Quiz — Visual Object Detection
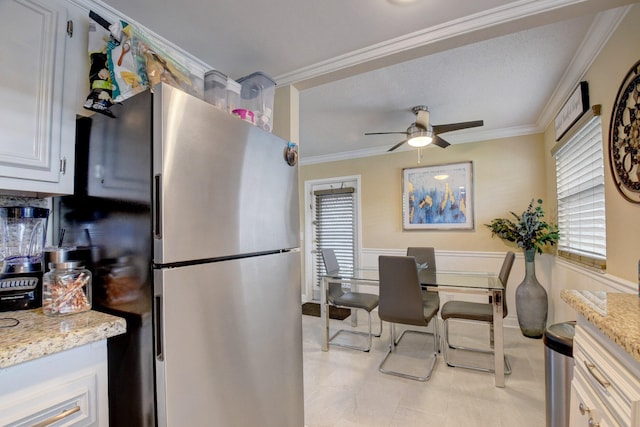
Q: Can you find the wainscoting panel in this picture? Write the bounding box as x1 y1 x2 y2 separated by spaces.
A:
361 248 636 329
363 248 522 328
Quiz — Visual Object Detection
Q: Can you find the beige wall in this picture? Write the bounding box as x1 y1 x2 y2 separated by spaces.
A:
543 5 640 283
301 133 546 251
302 4 640 284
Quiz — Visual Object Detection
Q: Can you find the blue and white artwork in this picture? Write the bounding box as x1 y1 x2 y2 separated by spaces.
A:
402 162 474 230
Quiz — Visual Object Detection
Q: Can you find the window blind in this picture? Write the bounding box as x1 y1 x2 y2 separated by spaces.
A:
314 188 356 287
554 114 606 269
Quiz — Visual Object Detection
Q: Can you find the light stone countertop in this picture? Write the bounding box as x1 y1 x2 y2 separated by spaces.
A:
561 290 640 363
0 308 126 369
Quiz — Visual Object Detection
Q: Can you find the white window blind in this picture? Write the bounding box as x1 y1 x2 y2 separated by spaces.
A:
554 112 606 269
314 188 355 287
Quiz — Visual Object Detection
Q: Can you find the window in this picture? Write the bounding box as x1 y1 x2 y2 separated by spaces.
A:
313 187 356 291
552 106 606 269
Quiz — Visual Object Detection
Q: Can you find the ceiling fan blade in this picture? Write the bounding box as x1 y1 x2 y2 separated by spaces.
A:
388 139 407 152
432 120 484 134
364 131 407 136
432 135 450 148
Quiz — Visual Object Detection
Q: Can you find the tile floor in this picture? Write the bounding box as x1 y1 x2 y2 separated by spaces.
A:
302 311 547 427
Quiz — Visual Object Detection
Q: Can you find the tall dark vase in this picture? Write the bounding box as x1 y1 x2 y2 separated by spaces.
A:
515 249 548 338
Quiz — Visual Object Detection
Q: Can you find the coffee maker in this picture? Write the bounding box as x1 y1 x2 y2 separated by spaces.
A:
0 206 49 311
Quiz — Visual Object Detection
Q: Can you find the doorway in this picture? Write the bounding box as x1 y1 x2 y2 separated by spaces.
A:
304 176 361 301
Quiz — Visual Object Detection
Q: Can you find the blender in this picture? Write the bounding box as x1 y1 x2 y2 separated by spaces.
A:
0 206 49 311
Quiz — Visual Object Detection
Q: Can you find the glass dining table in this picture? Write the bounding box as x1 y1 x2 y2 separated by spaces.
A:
320 267 507 387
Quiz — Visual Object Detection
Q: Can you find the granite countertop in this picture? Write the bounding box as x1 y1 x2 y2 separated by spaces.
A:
0 308 126 369
561 290 640 363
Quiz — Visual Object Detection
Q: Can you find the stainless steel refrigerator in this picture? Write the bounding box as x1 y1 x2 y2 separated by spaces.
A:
54 83 303 426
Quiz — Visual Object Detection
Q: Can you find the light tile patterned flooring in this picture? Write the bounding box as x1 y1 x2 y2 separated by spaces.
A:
302 311 547 427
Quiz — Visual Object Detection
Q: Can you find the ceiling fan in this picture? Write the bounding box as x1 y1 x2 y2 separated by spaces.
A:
364 106 484 152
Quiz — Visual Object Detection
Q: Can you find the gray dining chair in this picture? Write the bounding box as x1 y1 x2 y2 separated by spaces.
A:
406 247 440 298
406 247 436 270
406 247 441 350
440 251 515 374
321 248 382 352
377 255 439 381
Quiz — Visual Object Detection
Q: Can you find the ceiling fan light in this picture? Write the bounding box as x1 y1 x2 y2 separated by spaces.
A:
407 136 432 147
406 123 433 148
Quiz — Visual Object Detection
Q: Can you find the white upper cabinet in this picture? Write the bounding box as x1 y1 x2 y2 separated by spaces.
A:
0 0 87 195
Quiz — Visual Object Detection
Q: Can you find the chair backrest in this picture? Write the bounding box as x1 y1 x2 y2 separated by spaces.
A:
378 255 428 327
321 248 340 274
499 251 516 317
321 248 343 300
406 247 436 271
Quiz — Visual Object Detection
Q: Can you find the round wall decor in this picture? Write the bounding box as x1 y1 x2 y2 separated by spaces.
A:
609 59 640 203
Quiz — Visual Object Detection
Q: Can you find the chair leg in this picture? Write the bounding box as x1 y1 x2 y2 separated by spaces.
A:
442 318 512 375
329 308 380 352
378 321 438 382
374 314 383 338
434 317 441 353
490 323 494 349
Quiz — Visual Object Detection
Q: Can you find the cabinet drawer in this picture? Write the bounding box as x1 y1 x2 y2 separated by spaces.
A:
571 368 620 427
574 325 640 426
0 371 98 426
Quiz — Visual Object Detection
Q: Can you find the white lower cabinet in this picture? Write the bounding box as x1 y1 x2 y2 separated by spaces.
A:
571 369 619 427
569 320 640 427
0 341 109 426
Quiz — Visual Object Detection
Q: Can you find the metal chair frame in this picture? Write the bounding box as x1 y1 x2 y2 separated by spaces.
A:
441 251 515 375
378 319 439 382
322 248 382 352
377 255 439 382
442 317 512 374
327 300 382 352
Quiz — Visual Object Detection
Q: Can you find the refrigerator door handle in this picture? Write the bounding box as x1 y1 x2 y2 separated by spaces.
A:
154 174 162 238
154 294 164 361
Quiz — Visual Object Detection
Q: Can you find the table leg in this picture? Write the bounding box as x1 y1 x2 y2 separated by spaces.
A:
493 289 505 387
321 276 329 351
350 279 358 327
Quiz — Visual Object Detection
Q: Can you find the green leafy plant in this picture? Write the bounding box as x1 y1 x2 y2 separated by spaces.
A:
485 199 559 254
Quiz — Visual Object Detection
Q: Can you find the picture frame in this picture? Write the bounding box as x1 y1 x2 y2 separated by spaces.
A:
402 161 474 230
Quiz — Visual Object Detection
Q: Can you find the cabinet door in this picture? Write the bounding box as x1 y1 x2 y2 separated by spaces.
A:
0 342 109 427
0 0 73 194
573 323 640 426
84 93 152 203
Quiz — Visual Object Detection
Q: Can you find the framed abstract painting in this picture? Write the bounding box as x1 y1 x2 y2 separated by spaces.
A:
402 161 474 230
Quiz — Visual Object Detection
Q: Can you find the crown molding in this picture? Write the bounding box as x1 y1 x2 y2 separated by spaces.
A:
300 146 389 166
299 4 632 165
300 124 543 165
275 0 619 88
536 5 631 130
67 0 212 74
443 124 544 144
